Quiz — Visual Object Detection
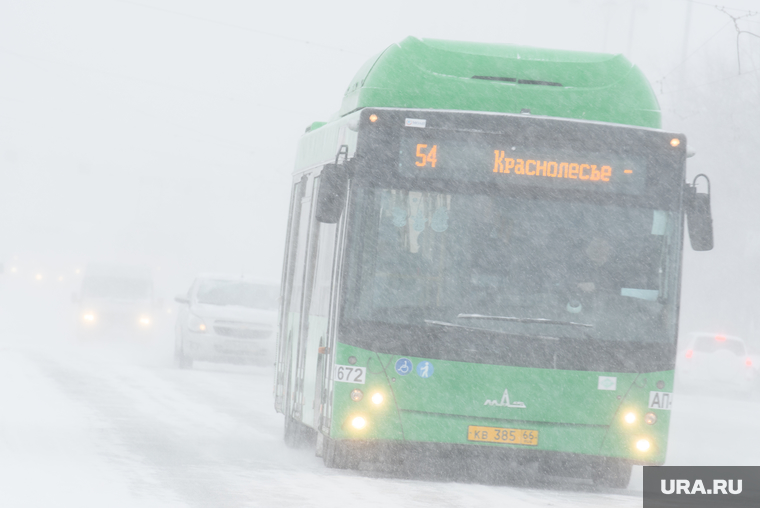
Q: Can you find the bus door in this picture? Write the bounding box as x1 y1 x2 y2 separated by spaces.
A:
296 175 343 428
303 179 340 429
276 175 313 420
274 178 304 413
293 177 322 423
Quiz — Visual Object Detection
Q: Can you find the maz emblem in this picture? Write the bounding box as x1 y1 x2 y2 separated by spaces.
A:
484 389 526 408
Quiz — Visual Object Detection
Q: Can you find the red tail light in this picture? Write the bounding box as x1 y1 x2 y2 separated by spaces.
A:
746 358 753 367
685 349 693 359
715 335 727 342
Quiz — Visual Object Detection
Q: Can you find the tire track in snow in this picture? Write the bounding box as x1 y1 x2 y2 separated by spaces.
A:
27 346 642 507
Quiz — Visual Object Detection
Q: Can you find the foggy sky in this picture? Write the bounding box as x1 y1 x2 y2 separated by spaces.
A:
1 0 759 340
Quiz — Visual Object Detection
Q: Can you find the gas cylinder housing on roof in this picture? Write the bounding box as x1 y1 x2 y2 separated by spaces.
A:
339 37 660 129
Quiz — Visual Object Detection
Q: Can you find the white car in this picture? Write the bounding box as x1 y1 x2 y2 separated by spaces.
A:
74 263 160 340
676 333 757 397
174 275 279 368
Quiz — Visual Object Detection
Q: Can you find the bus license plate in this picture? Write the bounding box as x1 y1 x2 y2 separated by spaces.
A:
467 426 539 446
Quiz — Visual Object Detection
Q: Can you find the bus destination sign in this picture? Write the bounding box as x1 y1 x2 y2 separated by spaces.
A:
398 131 647 194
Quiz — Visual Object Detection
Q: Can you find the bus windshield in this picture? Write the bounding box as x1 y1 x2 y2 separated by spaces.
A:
344 187 679 343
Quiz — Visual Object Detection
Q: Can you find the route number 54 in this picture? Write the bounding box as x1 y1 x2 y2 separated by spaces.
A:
415 144 438 168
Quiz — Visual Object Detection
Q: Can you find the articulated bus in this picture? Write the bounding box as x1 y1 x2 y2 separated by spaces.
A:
274 37 713 487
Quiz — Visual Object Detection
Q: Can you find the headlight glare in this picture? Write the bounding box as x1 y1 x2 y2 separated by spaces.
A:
188 314 206 333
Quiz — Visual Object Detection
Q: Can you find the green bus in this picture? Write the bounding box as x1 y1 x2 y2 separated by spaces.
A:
274 37 713 487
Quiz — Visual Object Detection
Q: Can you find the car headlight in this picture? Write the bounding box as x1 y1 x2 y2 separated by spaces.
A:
82 312 96 323
138 316 151 326
187 314 206 333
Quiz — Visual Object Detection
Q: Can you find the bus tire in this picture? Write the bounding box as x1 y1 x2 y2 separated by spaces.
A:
177 354 193 369
284 416 313 448
322 437 357 469
593 461 632 489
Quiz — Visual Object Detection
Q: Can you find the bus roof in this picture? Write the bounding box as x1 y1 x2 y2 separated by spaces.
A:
336 37 660 129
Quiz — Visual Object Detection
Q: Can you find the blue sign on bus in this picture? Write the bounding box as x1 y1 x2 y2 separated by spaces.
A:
395 358 413 376
416 361 434 378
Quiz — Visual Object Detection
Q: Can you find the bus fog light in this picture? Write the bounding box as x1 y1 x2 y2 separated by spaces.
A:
350 389 363 402
351 416 366 429
371 392 383 405
624 412 636 424
645 412 657 425
636 439 651 452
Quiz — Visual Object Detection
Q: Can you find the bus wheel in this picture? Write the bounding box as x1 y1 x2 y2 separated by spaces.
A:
593 461 632 489
322 437 357 469
284 416 313 448
177 354 193 369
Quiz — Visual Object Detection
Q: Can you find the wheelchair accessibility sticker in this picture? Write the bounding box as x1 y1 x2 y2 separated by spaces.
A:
395 358 413 376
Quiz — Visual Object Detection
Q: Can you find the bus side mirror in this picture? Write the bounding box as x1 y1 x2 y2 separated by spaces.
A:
686 174 713 251
315 163 349 223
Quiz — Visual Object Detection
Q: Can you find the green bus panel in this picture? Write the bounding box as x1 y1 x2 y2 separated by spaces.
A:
338 37 660 129
330 342 673 464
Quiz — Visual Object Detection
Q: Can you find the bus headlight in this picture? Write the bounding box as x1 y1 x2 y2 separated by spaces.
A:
624 412 636 424
83 312 96 323
636 439 651 452
351 416 366 429
371 392 383 405
138 316 151 326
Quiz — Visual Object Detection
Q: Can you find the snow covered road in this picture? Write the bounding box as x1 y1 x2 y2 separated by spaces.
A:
0 336 756 507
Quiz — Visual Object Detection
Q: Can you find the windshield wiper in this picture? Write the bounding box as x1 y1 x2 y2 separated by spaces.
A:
457 314 593 328
424 319 562 340
424 319 486 332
